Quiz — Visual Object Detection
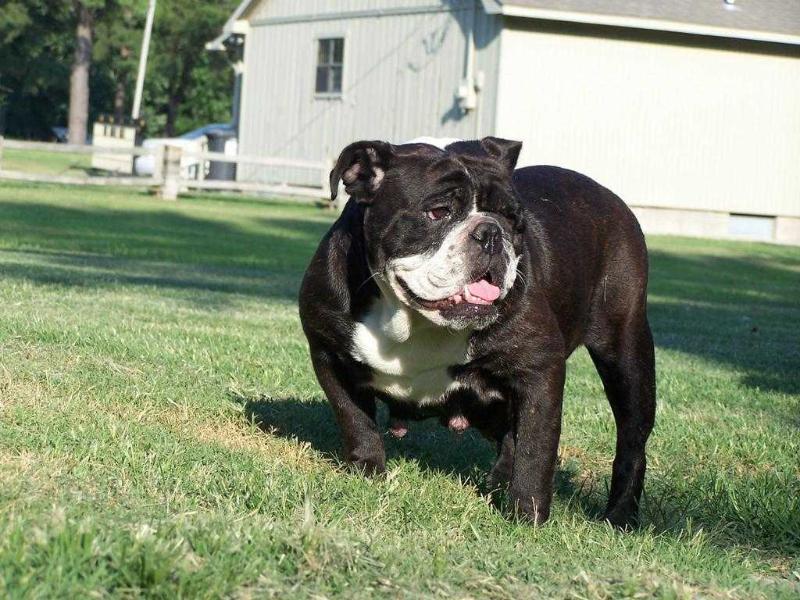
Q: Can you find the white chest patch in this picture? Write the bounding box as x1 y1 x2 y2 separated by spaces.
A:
350 297 470 405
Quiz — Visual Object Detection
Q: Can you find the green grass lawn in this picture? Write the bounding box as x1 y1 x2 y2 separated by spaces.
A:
1 148 92 176
0 181 798 598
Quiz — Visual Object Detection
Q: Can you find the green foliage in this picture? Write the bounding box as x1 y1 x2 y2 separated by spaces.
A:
0 181 799 597
170 56 237 135
92 0 148 116
0 1 73 138
141 0 240 136
0 0 238 139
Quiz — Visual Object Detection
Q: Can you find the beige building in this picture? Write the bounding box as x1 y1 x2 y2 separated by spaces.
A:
213 1 800 244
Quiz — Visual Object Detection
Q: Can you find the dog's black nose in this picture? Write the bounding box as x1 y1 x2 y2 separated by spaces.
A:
470 221 502 255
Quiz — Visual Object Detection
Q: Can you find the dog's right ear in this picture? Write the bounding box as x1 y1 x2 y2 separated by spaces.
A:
330 140 394 204
480 137 522 174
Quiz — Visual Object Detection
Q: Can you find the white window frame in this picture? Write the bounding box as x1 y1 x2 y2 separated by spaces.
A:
313 34 346 100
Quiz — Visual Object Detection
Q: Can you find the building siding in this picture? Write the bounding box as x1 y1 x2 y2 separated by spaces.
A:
495 19 800 218
238 0 501 186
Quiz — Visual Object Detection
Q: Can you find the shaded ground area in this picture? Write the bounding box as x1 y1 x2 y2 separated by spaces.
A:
0 181 798 598
648 244 800 396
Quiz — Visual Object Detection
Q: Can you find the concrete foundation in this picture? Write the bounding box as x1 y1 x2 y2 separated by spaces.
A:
775 216 800 245
629 206 800 245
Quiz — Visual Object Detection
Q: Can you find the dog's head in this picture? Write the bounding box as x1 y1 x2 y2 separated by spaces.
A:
331 137 525 330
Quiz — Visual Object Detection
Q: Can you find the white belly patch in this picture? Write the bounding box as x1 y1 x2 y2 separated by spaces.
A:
350 298 470 405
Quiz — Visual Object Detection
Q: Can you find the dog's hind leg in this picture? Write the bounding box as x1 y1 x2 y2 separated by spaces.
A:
586 310 656 529
487 430 515 489
460 396 514 489
463 398 514 488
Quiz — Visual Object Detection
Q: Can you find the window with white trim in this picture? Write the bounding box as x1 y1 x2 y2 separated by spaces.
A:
315 38 344 95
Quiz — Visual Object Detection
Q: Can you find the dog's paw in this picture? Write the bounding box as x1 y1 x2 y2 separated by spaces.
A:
347 448 386 477
354 459 385 477
603 505 640 531
508 489 551 525
486 464 511 491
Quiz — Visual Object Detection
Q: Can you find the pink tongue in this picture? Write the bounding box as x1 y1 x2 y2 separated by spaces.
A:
466 279 501 302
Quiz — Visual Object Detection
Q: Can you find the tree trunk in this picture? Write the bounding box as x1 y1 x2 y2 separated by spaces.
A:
164 57 195 137
113 79 126 124
114 45 130 123
165 93 179 137
68 3 93 145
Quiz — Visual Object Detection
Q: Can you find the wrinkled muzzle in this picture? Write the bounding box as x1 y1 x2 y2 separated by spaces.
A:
383 213 519 327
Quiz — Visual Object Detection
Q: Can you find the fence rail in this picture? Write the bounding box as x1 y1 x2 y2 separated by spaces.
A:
185 149 327 171
0 136 332 202
1 138 156 157
0 169 161 188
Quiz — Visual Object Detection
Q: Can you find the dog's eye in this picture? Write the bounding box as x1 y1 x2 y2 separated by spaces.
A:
426 207 451 221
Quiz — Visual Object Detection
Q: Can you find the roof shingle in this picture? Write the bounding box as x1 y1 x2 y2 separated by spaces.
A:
500 0 800 38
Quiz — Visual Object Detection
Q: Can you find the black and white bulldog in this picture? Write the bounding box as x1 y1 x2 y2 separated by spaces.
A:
299 137 656 527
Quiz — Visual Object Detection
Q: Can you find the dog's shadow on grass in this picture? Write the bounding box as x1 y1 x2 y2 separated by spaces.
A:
232 396 621 535
232 393 798 560
231 392 497 483
234 392 603 510
232 393 620 520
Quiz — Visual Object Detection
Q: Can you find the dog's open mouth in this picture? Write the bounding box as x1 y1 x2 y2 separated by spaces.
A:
398 274 501 311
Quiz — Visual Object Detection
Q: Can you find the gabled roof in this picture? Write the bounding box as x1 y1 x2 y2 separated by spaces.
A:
211 1 800 48
206 0 259 51
489 0 800 45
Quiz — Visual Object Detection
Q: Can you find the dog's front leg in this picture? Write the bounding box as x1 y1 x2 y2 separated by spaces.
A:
309 348 385 476
508 361 566 524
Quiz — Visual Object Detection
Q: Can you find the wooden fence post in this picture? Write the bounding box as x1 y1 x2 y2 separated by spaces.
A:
321 157 333 202
159 144 182 201
152 144 165 183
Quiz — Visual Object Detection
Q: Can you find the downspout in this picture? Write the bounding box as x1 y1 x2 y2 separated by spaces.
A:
206 31 246 136
471 5 485 137
464 3 475 91
456 2 483 135
231 50 245 135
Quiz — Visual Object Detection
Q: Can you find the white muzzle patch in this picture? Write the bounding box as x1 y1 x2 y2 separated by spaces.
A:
384 212 519 327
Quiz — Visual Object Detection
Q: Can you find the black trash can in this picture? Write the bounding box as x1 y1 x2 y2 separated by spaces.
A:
206 128 237 181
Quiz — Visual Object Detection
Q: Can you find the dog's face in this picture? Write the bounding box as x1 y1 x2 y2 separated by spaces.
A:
331 137 525 329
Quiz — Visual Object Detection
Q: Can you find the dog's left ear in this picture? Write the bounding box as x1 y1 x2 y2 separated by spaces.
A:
480 137 522 173
330 140 394 204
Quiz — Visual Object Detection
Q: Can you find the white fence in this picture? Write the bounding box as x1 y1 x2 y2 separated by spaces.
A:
0 137 332 202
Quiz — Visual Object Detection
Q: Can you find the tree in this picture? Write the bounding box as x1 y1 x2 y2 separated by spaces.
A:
145 0 238 136
67 2 94 144
66 0 145 144
0 1 72 139
0 0 235 140
93 1 144 122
